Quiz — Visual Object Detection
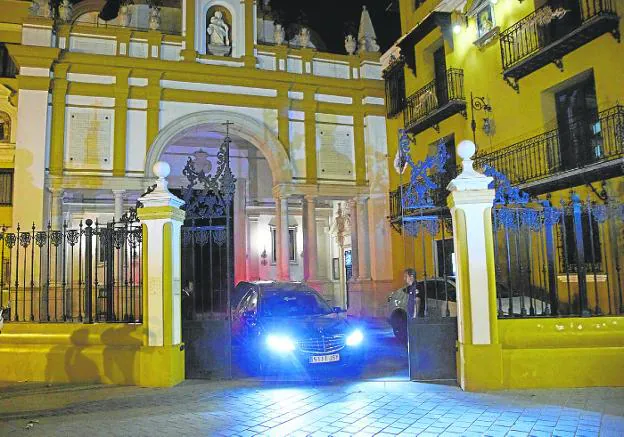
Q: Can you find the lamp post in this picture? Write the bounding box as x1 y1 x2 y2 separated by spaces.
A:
470 92 492 147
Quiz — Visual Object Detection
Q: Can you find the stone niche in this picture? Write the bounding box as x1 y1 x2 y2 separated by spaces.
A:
206 5 232 56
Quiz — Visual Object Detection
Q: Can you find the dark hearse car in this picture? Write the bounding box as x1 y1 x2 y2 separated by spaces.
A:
232 281 365 374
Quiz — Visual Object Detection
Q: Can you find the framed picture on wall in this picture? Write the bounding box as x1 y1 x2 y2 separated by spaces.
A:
332 258 340 280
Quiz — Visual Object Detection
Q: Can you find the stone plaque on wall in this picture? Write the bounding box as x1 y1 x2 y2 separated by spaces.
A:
65 108 114 170
316 124 355 180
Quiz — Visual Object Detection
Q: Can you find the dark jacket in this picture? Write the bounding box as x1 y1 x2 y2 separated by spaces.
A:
405 283 420 318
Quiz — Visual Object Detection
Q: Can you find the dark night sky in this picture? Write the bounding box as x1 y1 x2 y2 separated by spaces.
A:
268 0 401 54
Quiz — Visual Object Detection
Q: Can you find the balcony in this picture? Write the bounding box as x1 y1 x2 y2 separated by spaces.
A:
474 105 624 195
388 170 457 232
500 0 620 90
403 68 466 135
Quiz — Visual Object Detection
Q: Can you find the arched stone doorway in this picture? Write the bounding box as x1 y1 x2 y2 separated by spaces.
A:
147 110 294 285
145 110 292 183
148 110 294 378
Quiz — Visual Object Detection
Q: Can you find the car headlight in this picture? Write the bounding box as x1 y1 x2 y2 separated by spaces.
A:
346 329 364 346
266 334 295 353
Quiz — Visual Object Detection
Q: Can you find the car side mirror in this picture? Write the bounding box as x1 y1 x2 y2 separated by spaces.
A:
333 307 346 313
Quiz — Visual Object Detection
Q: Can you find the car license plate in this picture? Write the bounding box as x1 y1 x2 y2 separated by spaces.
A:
309 354 340 364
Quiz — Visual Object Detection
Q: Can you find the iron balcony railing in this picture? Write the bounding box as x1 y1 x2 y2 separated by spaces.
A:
500 0 619 77
475 105 624 190
389 169 458 226
383 56 407 118
403 68 466 134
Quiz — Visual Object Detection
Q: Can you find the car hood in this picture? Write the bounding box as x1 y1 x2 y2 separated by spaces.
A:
259 313 352 338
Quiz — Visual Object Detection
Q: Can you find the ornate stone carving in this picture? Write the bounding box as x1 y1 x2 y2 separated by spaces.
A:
148 7 161 31
357 6 380 53
298 27 310 48
119 4 132 27
207 11 230 46
344 34 357 55
207 10 231 56
273 23 285 45
30 0 51 18
58 0 72 23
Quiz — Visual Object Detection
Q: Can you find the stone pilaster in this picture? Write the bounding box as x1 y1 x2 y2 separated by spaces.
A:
275 195 290 281
113 189 125 221
303 195 318 281
137 161 186 387
447 140 502 391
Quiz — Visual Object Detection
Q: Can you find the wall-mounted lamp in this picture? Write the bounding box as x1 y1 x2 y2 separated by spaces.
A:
260 247 268 266
451 11 466 34
470 92 493 146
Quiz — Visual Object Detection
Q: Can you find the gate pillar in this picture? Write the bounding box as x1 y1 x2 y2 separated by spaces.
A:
447 141 503 391
137 161 186 387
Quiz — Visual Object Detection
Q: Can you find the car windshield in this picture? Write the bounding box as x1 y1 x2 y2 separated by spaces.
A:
260 290 333 317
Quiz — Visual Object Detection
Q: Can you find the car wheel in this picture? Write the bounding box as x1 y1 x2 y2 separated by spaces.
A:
391 311 407 343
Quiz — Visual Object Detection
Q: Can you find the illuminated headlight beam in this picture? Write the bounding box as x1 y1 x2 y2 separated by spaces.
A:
266 334 296 353
346 329 364 346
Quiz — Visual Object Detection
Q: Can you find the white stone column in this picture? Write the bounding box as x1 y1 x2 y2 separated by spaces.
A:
137 161 186 387
138 162 185 348
303 195 318 281
248 215 260 280
275 195 290 281
357 195 371 280
347 199 360 280
113 189 126 221
447 140 502 391
49 188 64 229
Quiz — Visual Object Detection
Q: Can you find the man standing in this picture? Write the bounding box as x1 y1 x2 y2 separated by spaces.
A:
404 268 420 319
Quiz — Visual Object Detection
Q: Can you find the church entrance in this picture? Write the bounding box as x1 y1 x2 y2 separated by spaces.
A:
174 125 236 379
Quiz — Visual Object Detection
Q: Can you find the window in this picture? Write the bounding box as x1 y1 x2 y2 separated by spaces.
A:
0 169 13 206
558 212 602 272
383 58 406 118
271 227 297 263
476 3 495 38
555 75 599 170
0 43 17 78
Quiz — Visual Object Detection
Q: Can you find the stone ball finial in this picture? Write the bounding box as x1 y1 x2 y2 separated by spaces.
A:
457 140 476 161
153 161 171 179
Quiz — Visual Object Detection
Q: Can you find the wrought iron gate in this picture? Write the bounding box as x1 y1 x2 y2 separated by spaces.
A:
395 130 458 382
178 123 236 379
486 167 624 318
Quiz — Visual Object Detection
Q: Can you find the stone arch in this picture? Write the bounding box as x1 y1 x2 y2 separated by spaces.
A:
145 110 293 184
70 0 106 22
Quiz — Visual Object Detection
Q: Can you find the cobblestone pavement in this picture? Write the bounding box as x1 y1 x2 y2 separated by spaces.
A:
1 379 623 437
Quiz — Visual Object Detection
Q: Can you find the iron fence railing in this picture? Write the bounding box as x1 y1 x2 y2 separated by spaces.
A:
492 196 623 318
403 68 465 129
0 219 143 323
475 105 624 186
500 0 618 71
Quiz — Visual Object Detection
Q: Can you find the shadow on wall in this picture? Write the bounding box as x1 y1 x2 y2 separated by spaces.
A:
44 326 142 384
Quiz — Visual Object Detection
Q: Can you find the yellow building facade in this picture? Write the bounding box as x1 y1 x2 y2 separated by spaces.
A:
0 0 395 385
383 0 624 389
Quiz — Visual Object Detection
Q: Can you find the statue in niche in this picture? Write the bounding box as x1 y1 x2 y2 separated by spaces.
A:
206 10 231 56
0 112 10 142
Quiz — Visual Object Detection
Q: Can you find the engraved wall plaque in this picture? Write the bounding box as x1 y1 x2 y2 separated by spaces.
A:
316 123 355 180
65 108 114 170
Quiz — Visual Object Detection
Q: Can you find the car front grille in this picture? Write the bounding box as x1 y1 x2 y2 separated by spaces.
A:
298 334 345 354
